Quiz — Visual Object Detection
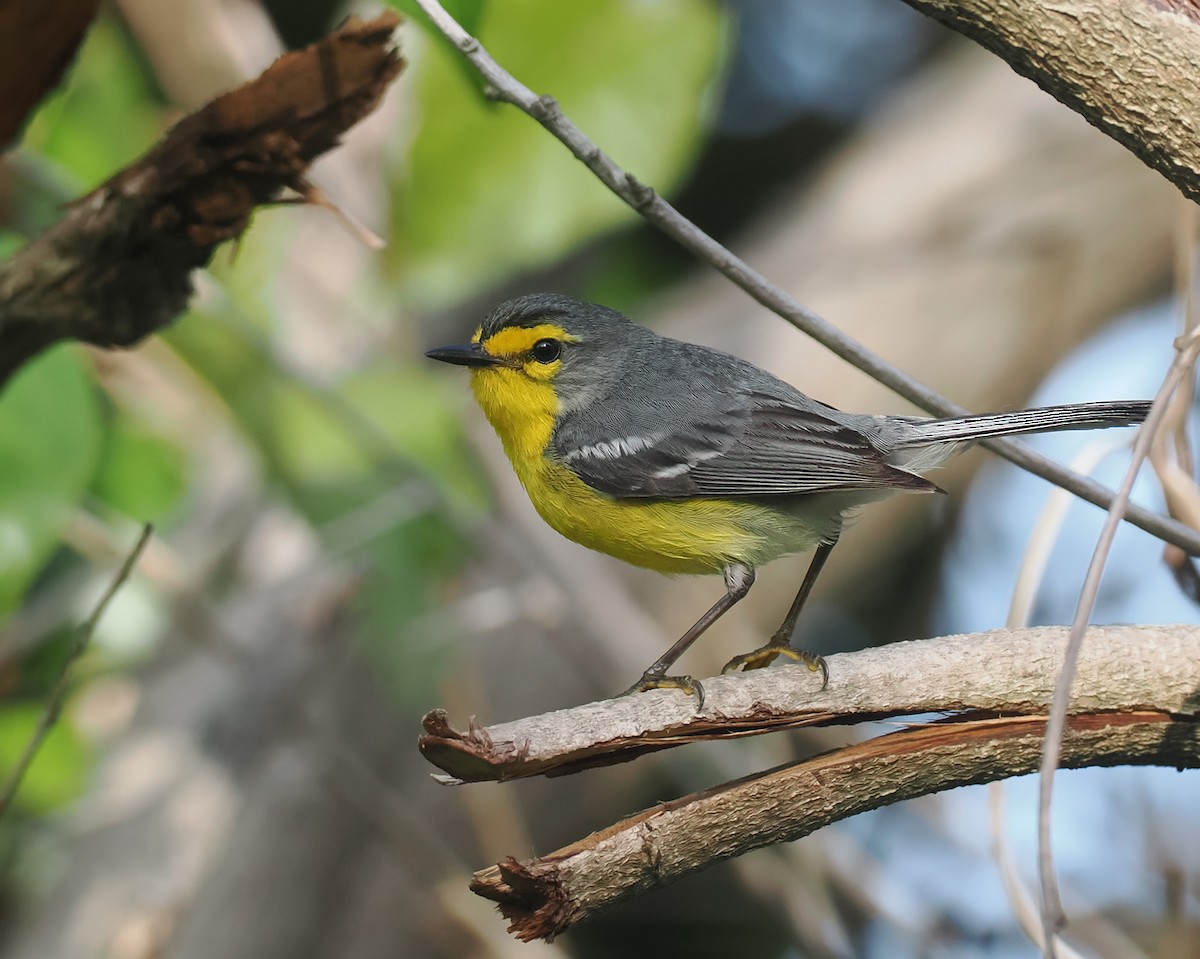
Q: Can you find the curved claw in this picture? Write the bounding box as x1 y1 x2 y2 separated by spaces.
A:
621 672 706 711
722 645 829 689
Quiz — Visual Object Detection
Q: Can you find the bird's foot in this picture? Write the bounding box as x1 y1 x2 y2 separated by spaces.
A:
621 670 705 710
721 642 828 688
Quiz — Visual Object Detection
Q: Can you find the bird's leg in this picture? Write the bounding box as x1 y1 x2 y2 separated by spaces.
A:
721 539 835 687
622 564 755 710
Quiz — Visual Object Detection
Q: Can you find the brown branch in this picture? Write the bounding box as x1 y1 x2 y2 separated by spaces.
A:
901 0 1200 204
0 11 403 388
411 0 1200 557
0 0 100 150
471 710 1200 941
419 625 1200 782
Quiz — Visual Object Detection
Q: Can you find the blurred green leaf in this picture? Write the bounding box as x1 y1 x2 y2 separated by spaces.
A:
169 290 488 510
0 348 101 618
163 307 288 470
346 505 467 706
338 366 489 507
20 17 162 191
0 231 22 259
92 417 187 521
0 703 90 814
168 308 477 697
396 0 725 305
387 0 490 98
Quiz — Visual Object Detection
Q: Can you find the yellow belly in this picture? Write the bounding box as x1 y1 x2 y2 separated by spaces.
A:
519 458 816 575
469 363 821 574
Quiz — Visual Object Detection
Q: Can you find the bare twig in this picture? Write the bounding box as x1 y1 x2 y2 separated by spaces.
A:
1006 437 1132 628
411 0 1198 557
469 711 1200 941
419 625 1200 784
0 523 152 818
997 441 1147 958
1037 321 1200 955
1152 204 1200 599
988 785 1100 959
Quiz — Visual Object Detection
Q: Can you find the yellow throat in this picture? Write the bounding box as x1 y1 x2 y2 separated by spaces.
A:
466 323 798 575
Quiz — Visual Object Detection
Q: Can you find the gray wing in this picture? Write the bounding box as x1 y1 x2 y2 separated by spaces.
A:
552 359 937 500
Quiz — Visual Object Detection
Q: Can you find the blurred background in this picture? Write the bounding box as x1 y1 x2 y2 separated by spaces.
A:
1 0 1197 956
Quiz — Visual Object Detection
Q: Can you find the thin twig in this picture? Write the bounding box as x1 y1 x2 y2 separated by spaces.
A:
1152 204 1200 597
999 441 1134 958
1006 437 1133 629
989 785 1091 959
410 0 1200 558
1037 322 1200 956
0 523 153 818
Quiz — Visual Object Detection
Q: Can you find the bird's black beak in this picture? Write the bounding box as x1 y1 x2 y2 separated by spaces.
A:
424 343 506 368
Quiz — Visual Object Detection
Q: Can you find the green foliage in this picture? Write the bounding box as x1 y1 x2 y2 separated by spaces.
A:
0 703 90 814
389 0 487 36
92 416 187 521
0 0 728 740
19 17 162 191
337 367 489 510
396 0 725 305
0 231 22 258
0 348 102 619
387 0 491 97
164 302 480 699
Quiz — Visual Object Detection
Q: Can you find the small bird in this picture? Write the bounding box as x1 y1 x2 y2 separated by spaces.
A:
427 293 1150 706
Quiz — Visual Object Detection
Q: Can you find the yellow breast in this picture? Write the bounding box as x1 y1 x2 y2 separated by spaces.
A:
469 364 808 575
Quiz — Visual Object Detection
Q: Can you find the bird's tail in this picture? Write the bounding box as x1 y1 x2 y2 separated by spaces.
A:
891 400 1151 448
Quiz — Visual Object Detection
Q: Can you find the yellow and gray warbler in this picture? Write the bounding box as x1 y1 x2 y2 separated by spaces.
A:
428 294 1150 705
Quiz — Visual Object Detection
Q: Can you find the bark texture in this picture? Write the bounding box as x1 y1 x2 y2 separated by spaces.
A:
0 11 403 387
902 0 1200 202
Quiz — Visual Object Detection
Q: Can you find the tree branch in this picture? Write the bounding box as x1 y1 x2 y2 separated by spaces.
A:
419 625 1200 783
0 11 403 388
411 0 1200 557
901 0 1200 204
469 710 1200 941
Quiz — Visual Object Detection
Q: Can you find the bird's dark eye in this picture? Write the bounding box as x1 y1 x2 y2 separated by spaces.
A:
530 338 561 363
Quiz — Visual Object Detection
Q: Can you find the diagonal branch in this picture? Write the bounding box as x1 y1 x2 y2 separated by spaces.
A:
0 524 152 818
411 0 1200 556
900 0 1200 205
419 625 1200 783
0 11 403 388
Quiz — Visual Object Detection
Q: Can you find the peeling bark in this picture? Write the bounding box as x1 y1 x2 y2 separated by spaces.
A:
470 711 1200 941
0 11 403 387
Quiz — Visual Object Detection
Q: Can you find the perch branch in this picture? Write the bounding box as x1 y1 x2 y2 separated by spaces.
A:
900 0 1200 204
410 0 1200 556
419 625 1200 783
470 710 1200 941
0 11 403 387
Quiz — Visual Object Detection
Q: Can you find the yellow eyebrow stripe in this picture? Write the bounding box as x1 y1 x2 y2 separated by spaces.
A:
482 324 577 358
